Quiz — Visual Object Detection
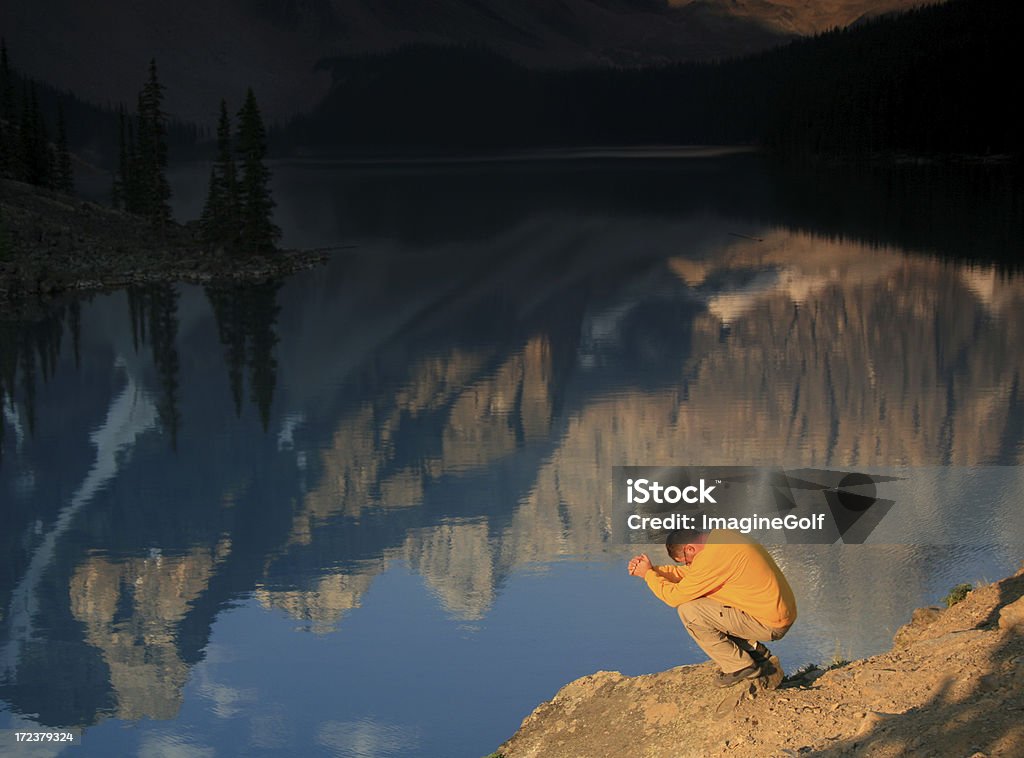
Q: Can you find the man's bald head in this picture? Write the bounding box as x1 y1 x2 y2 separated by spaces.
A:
666 527 707 564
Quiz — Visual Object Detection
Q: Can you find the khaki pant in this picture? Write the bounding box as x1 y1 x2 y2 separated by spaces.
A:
677 597 791 674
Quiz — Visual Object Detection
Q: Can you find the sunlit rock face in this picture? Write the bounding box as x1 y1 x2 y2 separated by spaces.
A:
500 232 1023 567
68 540 230 720
264 228 1023 632
442 335 554 472
258 522 498 630
677 232 1023 469
255 336 554 625
294 335 553 533
254 562 384 635
672 0 936 36
393 520 497 622
554 230 1023 476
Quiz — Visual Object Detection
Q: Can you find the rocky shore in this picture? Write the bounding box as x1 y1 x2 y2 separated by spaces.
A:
0 178 328 314
496 563 1024 758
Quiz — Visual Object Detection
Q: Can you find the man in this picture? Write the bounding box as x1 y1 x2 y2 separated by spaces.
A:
628 527 797 687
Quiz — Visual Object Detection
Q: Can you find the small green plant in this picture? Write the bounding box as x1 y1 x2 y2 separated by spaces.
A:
943 582 973 608
782 662 821 684
482 753 505 758
782 657 851 685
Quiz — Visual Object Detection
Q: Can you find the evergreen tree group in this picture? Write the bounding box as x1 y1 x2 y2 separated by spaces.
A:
0 39 74 193
0 301 80 468
199 100 239 249
206 280 282 429
113 59 173 225
128 285 181 450
200 88 280 254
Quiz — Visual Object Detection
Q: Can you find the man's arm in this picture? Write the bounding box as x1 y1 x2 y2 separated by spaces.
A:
651 564 686 582
642 563 725 607
629 559 686 582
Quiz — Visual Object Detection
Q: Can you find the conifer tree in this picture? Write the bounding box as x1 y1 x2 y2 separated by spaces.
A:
217 100 240 244
199 165 219 235
0 204 11 261
55 102 73 193
149 284 181 450
18 329 38 434
246 281 281 430
133 91 153 214
113 106 128 209
206 284 247 415
33 88 51 187
236 88 279 254
17 84 51 187
134 60 172 225
127 285 182 450
201 99 240 250
16 83 31 182
0 39 15 175
124 116 139 213
206 281 282 425
69 300 82 369
0 40 11 118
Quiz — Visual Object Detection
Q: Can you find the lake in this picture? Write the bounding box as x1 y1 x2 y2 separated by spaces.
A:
2 150 1023 757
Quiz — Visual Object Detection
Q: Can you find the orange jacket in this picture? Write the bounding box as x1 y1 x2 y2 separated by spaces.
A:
643 529 797 629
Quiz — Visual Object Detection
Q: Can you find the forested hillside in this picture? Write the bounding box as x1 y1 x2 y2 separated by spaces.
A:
282 0 1020 156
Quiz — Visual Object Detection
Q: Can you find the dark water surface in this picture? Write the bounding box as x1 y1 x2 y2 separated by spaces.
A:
2 151 1023 757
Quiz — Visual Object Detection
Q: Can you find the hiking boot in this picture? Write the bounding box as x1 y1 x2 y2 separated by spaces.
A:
715 664 762 688
749 643 771 664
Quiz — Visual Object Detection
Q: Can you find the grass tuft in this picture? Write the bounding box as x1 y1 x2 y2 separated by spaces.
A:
943 582 973 608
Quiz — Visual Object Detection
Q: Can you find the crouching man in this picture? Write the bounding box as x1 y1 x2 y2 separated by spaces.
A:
628 527 797 688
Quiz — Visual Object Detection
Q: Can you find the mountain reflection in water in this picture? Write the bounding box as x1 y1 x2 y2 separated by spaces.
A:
1 155 1022 757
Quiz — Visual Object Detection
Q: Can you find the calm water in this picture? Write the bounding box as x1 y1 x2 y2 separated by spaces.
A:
2 151 1023 757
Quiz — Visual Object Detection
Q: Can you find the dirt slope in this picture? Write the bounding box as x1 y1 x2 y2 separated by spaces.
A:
498 563 1024 757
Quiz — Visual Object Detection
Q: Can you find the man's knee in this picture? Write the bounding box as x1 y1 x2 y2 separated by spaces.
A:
770 624 793 642
677 600 709 628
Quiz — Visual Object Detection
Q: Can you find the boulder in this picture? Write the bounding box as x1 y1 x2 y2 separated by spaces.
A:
893 606 944 647
998 596 1024 633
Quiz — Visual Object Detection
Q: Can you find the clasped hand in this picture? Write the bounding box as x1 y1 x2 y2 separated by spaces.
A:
627 554 652 577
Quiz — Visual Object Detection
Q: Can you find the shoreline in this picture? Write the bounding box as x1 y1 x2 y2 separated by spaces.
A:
496 563 1024 757
272 146 1021 174
0 178 329 316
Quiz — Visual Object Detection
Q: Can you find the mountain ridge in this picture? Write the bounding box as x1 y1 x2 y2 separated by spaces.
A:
2 0 931 124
